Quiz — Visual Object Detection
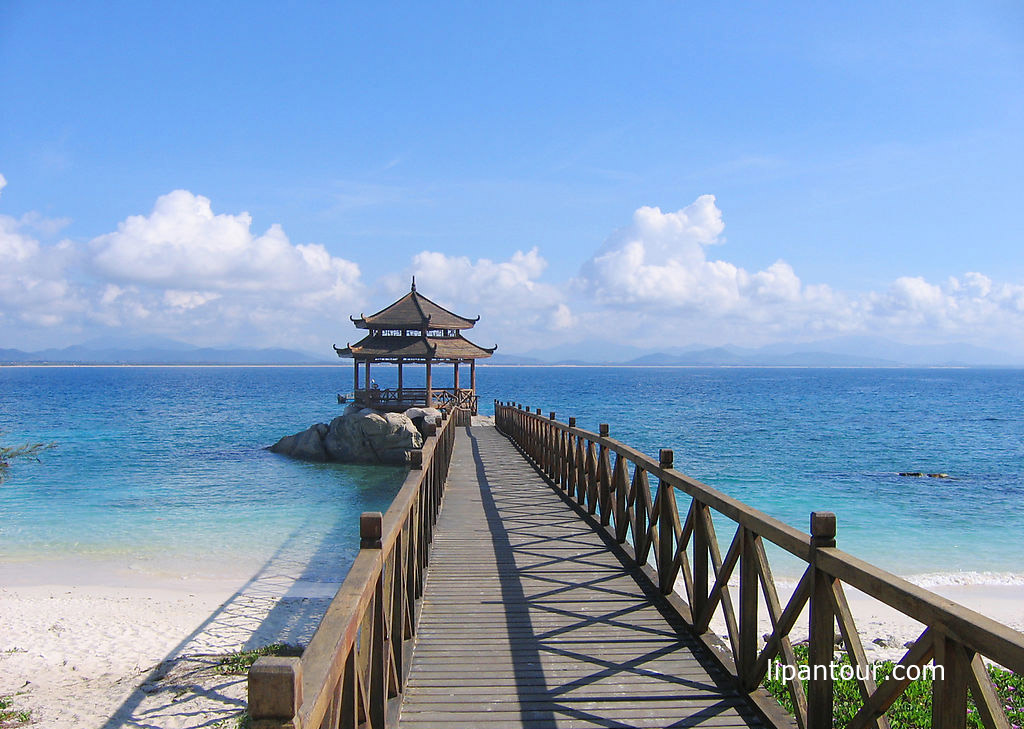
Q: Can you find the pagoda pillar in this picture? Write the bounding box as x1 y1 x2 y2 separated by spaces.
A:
353 359 359 392
397 359 404 400
470 359 476 391
425 358 433 408
364 361 371 388
453 361 460 391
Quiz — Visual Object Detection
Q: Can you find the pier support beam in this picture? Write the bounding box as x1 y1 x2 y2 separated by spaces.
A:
808 511 837 729
425 358 433 408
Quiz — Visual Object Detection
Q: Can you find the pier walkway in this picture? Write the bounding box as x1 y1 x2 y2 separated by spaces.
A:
398 424 765 728
249 406 1024 729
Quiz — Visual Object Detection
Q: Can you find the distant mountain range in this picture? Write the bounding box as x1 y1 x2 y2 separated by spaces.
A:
0 337 334 365
2 335 1021 367
491 336 1024 367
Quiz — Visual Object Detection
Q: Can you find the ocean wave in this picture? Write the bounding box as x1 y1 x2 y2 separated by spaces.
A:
908 571 1024 587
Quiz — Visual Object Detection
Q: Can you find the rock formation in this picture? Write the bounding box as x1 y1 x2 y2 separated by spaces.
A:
269 405 439 465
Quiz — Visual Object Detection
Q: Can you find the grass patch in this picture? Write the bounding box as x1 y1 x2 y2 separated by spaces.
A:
213 643 303 729
0 695 31 728
763 645 1024 728
214 642 303 676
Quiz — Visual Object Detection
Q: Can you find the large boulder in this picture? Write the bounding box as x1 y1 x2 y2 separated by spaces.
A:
269 423 329 462
403 407 442 437
271 409 423 465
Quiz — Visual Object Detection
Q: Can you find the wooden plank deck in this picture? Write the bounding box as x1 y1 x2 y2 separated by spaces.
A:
398 424 771 729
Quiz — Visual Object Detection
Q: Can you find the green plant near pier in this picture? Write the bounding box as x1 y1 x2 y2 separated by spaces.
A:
214 641 303 675
763 645 1024 728
0 694 32 727
214 642 304 729
0 432 55 484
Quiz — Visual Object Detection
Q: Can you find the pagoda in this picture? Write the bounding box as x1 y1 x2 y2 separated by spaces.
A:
334 279 495 414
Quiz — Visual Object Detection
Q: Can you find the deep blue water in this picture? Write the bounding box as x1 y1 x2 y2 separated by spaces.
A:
1 366 1022 583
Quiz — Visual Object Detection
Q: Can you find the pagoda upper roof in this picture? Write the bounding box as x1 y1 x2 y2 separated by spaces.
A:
334 333 496 361
353 279 479 330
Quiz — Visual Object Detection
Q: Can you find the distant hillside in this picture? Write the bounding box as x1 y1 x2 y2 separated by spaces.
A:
0 343 334 365
623 349 897 367
509 336 1022 367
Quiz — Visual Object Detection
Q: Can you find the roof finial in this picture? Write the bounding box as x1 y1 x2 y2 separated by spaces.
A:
411 275 416 292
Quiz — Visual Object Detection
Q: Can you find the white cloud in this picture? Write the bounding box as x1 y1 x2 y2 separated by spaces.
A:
572 196 1024 352
90 190 360 296
2 175 1024 357
78 190 365 347
0 212 79 328
577 196 819 315
376 247 569 350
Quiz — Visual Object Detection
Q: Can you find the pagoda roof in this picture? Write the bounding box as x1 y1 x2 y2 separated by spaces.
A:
353 279 479 330
334 333 496 361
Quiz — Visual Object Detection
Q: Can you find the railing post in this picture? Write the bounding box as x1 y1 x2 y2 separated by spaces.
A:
598 425 612 524
692 501 709 628
249 657 303 729
808 511 836 729
932 634 970 729
738 527 757 691
657 449 674 593
361 511 383 549
584 438 598 514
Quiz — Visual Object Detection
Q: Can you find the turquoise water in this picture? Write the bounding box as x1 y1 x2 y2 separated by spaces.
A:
1 366 1022 583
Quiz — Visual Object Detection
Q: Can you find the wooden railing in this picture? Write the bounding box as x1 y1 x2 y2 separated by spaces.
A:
247 408 466 729
431 388 478 414
354 387 479 414
495 401 1024 729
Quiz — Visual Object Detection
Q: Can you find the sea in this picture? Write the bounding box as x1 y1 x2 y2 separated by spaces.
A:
1 366 1022 587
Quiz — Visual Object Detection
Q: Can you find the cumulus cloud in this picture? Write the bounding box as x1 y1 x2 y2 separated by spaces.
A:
577 196 830 318
0 208 80 329
866 272 1024 337
74 190 367 347
0 180 367 349
572 196 1024 351
90 190 360 297
376 247 571 350
3 173 1024 356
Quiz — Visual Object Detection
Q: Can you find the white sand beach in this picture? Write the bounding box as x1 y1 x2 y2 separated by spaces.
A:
0 559 341 729
2 553 1022 728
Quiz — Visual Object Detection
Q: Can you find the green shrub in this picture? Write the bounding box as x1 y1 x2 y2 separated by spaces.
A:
763 645 1024 728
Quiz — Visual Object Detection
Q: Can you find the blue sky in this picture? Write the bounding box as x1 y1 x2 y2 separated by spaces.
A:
1 1 1022 355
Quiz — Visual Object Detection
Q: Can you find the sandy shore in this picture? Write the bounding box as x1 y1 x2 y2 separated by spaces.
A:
2 559 1022 728
0 559 341 729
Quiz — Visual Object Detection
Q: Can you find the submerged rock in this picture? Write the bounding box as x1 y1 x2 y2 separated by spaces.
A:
270 407 424 465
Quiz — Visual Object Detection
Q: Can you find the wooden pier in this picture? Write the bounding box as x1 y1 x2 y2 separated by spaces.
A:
398 424 767 728
249 404 1024 729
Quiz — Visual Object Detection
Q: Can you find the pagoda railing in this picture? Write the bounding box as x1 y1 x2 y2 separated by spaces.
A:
354 387 478 415
495 400 1024 729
